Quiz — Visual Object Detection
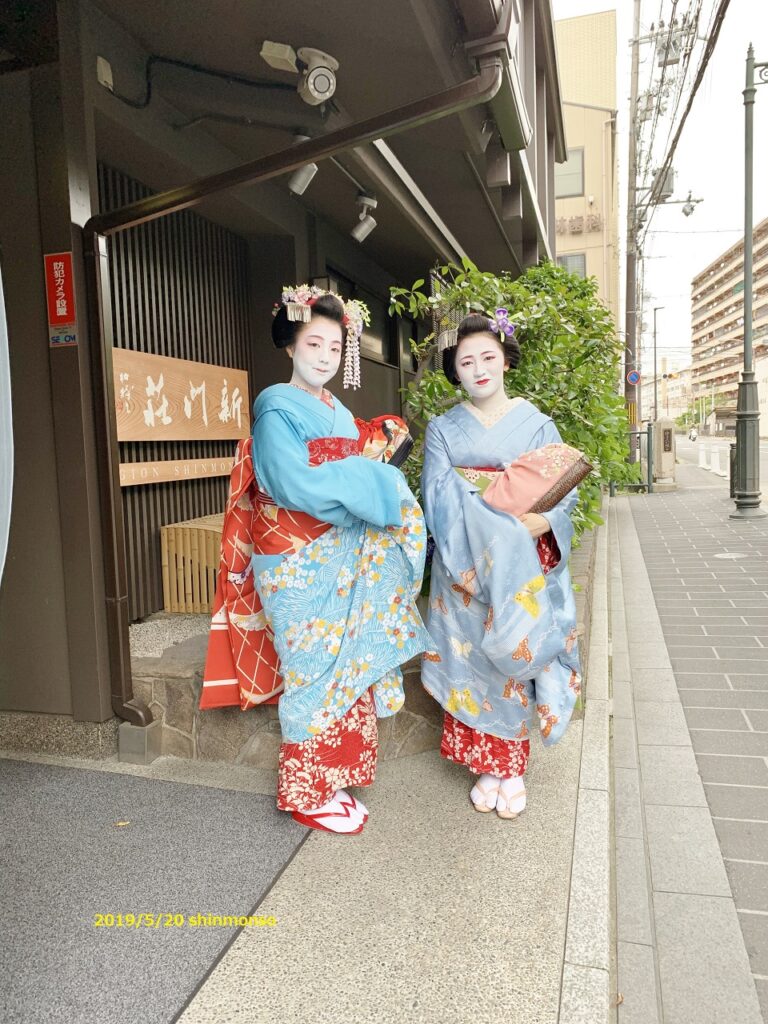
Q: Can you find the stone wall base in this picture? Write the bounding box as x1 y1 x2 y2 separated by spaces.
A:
0 710 119 758
129 633 443 767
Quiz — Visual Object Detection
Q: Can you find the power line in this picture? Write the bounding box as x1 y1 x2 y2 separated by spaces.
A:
640 1 679 183
638 0 733 248
646 227 743 234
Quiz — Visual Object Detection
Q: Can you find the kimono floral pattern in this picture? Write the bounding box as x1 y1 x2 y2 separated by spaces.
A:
441 713 530 778
277 688 379 811
257 495 432 743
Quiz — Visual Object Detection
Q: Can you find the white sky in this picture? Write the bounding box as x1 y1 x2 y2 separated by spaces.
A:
552 0 768 371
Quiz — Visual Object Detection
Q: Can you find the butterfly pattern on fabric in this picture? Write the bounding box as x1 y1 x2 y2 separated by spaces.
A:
446 687 481 717
514 574 546 618
449 636 473 658
503 678 529 708
512 636 533 664
536 703 559 739
420 402 582 746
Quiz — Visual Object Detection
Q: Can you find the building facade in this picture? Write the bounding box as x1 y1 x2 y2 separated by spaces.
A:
553 10 619 322
691 217 768 416
640 362 692 424
0 0 567 755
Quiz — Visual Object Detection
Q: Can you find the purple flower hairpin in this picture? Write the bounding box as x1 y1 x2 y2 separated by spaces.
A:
490 307 516 337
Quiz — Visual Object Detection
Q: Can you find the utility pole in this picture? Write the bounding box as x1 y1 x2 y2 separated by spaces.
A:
731 47 767 517
653 305 664 422
625 0 642 462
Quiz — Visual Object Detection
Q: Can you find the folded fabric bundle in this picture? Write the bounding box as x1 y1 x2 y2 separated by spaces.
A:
356 414 414 468
455 443 593 516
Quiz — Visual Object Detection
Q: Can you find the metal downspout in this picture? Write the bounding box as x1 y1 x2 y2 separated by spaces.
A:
82 61 503 723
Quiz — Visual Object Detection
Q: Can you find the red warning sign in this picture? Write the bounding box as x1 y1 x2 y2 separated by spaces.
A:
44 252 77 347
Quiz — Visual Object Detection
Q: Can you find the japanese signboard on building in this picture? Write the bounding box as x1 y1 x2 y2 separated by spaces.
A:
555 213 603 235
112 349 250 443
44 252 77 348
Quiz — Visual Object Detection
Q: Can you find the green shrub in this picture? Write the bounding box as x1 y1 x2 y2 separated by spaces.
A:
390 259 638 540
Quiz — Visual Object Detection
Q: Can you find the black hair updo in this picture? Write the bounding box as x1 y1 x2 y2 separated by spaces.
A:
271 292 347 349
441 312 521 386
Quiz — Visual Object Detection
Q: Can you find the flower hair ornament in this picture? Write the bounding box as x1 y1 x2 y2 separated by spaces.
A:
436 306 517 351
490 307 516 338
274 284 370 389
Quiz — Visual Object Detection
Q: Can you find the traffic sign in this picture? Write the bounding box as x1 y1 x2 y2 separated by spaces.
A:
626 370 641 385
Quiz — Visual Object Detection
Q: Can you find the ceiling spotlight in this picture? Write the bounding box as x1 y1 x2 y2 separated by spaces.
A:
287 135 318 196
351 194 378 243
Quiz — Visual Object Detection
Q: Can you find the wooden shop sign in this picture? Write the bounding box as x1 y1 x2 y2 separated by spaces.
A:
119 457 236 488
113 349 250 442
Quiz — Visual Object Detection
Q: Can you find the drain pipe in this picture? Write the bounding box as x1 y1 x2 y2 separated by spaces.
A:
82 60 504 724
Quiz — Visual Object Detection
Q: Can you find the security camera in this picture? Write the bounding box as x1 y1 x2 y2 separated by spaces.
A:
296 47 339 106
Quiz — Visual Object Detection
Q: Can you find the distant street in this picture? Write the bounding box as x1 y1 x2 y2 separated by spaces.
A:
676 436 768 489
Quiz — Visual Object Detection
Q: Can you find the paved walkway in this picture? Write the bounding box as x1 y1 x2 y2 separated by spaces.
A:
618 461 767 1022
0 524 610 1024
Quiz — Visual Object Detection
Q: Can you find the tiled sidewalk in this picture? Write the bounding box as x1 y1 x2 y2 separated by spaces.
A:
629 467 768 1020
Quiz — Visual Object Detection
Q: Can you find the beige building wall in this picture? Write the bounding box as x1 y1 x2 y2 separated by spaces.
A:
554 11 619 323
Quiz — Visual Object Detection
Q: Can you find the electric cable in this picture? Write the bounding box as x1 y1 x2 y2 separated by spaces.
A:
637 0 733 249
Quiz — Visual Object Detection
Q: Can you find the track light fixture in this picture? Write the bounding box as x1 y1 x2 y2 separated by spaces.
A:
287 134 318 196
351 194 378 243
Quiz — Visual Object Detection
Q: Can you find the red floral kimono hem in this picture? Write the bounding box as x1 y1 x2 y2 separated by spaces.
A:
277 689 379 812
440 712 530 778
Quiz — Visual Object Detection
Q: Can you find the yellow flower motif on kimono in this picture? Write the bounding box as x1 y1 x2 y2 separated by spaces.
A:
514 574 546 618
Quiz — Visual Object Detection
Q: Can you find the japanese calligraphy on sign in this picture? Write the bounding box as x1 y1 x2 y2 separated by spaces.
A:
555 212 603 235
113 349 250 442
44 252 77 347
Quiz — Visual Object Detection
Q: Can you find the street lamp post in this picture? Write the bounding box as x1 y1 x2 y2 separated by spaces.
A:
653 306 664 422
732 44 768 519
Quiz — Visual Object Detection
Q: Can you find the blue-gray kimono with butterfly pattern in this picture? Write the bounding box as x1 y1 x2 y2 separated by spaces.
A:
421 400 581 745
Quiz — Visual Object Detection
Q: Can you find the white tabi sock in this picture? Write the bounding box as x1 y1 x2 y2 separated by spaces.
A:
497 775 527 816
470 772 501 810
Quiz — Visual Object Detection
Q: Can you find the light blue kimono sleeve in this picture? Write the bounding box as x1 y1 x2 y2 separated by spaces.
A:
252 408 405 529
531 418 578 564
421 417 485 585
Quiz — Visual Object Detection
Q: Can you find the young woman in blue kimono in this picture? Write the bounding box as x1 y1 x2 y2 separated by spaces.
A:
250 287 432 835
421 313 582 820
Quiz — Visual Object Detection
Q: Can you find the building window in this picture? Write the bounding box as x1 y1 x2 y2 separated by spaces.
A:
557 253 587 278
555 148 584 198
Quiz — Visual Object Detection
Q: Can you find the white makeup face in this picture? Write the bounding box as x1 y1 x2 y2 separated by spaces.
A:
454 333 507 401
288 316 343 390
